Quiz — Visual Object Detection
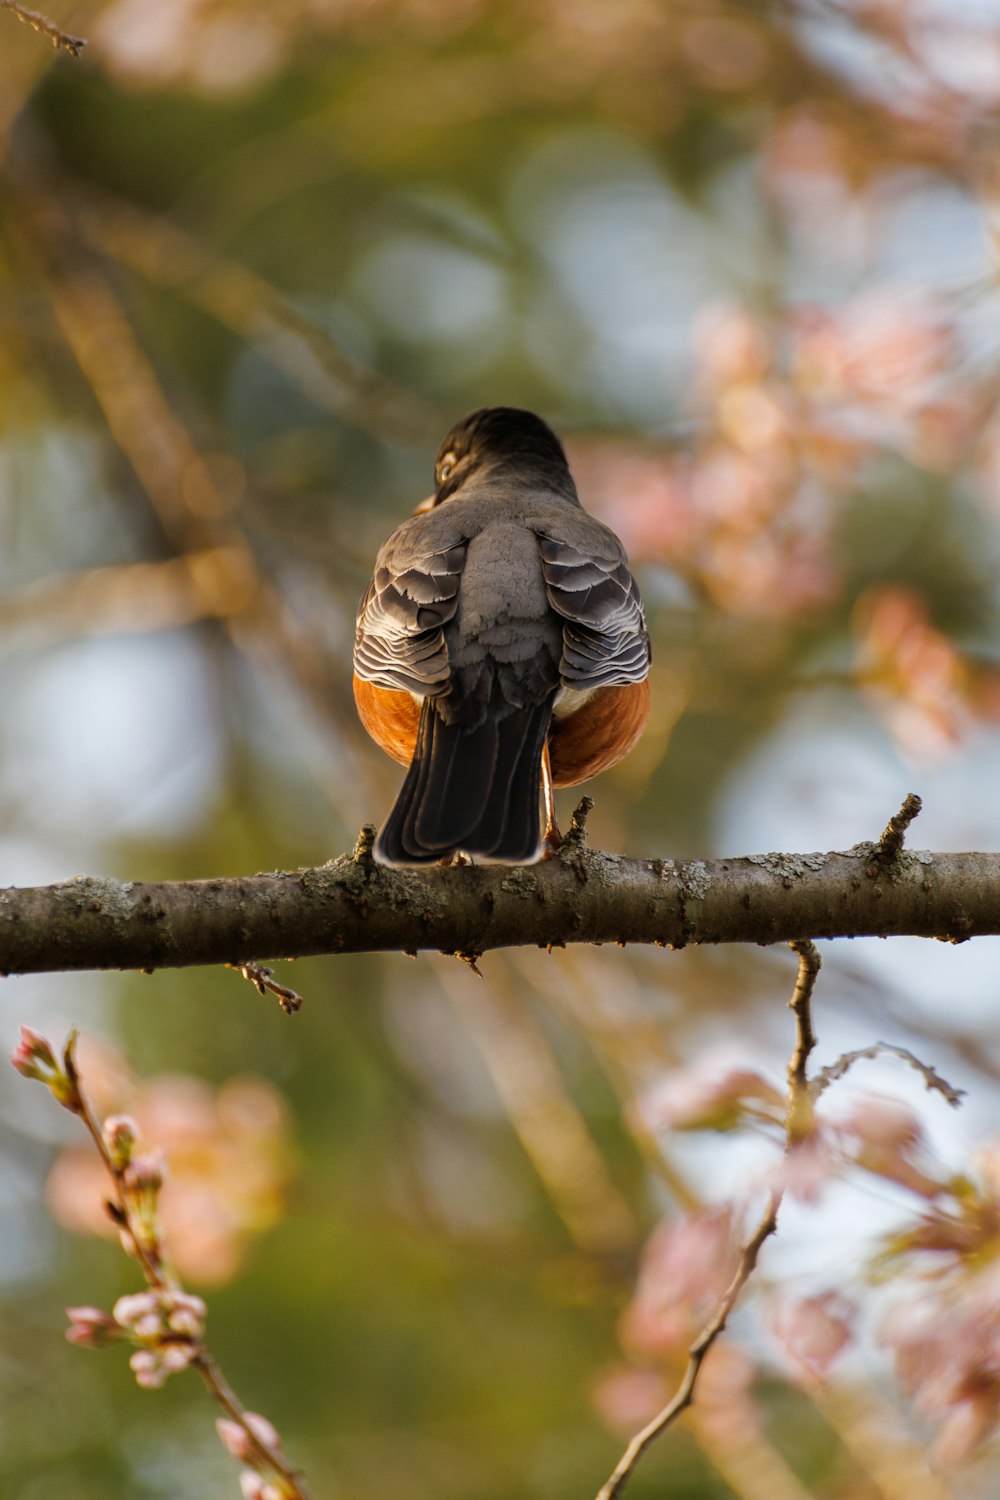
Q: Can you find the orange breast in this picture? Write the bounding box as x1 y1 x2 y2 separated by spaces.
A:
353 677 421 767
548 679 650 787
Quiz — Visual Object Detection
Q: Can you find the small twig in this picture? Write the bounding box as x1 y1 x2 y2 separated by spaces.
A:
786 938 821 1140
595 1187 781 1500
595 939 822 1500
876 793 923 863
352 823 377 869
227 960 303 1015
0 0 85 55
63 1037 167 1284
445 949 484 977
562 795 595 851
811 1041 965 1108
20 1032 313 1498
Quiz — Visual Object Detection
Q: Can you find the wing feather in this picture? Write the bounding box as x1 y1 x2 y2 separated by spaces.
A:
536 528 649 688
354 540 466 696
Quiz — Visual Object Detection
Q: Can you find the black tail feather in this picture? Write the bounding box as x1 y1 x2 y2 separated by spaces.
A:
376 694 552 864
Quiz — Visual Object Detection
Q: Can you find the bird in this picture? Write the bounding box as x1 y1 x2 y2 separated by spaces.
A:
353 406 651 864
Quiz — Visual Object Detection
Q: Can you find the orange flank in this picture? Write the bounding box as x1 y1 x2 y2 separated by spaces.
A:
353 674 650 787
548 679 650 786
352 677 421 768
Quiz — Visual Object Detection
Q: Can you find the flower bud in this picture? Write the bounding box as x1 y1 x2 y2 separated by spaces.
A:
103 1114 139 1171
65 1305 120 1349
10 1026 57 1079
130 1349 167 1389
161 1345 195 1374
10 1027 80 1109
217 1418 255 1463
113 1291 162 1331
126 1151 165 1195
244 1412 282 1454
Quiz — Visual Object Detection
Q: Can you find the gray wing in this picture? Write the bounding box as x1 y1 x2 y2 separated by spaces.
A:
354 536 467 696
536 524 649 687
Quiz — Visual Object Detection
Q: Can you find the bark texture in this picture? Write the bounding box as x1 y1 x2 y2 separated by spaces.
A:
0 833 996 977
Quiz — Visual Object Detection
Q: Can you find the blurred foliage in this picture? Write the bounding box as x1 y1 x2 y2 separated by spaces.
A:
3 1 1000 1497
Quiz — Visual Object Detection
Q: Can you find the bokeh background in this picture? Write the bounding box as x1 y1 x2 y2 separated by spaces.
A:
4 1 1000 1496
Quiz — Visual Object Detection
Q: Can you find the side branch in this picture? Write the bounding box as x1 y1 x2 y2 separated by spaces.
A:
1 843 999 976
595 939 822 1499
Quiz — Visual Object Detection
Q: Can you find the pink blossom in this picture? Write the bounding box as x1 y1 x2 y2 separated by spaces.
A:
883 1283 1000 1463
45 1049 295 1286
688 1342 761 1445
590 1366 668 1434
693 304 773 390
638 1059 784 1134
772 1292 855 1382
853 587 976 761
838 1093 945 1199
619 1209 736 1360
771 1131 839 1204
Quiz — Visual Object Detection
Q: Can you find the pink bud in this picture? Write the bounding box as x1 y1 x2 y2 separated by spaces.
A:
114 1291 162 1330
14 1025 56 1068
103 1114 139 1169
161 1345 195 1374
129 1349 166 1389
66 1304 112 1327
65 1306 120 1349
10 1028 81 1111
133 1313 163 1340
169 1291 207 1318
217 1418 255 1463
244 1412 282 1454
239 1473 268 1500
166 1308 202 1338
126 1150 165 1194
10 1026 57 1082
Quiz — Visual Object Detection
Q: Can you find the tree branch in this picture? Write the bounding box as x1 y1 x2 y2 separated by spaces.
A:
594 940 822 1499
0 0 85 56
1 837 998 977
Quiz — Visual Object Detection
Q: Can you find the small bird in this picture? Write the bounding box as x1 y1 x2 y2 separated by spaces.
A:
353 407 650 864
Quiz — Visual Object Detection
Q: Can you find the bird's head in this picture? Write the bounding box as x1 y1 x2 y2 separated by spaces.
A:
414 407 576 513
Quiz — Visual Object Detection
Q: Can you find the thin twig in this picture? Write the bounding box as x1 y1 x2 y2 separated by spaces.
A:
595 1187 781 1500
595 939 822 1500
0 0 85 55
62 1036 313 1498
227 960 303 1015
786 938 821 1140
811 1042 965 1107
876 794 923 862
64 1037 166 1285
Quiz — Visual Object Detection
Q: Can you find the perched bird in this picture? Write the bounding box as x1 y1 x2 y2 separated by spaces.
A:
353 407 650 864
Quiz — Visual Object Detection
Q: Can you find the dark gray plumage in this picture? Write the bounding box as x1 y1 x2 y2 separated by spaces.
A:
354 407 650 864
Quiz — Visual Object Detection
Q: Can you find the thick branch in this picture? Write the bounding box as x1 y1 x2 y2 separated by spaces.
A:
0 841 997 977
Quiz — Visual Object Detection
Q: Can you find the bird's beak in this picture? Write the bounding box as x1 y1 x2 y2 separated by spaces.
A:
413 492 438 515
